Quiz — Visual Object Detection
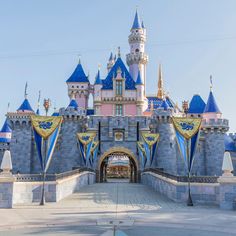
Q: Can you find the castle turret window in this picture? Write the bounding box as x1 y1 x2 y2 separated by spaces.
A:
115 104 123 116
116 80 123 96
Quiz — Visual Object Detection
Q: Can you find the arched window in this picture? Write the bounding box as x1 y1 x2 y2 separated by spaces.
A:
116 80 123 96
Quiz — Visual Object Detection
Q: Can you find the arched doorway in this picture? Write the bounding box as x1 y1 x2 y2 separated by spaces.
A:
97 147 139 183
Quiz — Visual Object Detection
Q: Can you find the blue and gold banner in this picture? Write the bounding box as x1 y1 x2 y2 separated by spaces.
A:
77 132 97 167
137 141 146 169
32 116 62 173
141 133 159 147
31 116 63 140
172 117 202 172
172 117 201 139
140 132 159 167
77 133 96 145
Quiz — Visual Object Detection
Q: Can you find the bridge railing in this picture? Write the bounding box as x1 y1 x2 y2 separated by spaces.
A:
143 168 218 183
15 167 95 182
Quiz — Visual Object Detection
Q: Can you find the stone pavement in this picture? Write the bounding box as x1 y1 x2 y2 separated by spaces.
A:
0 182 236 235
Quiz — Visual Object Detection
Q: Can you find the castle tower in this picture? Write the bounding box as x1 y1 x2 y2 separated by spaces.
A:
66 59 90 111
157 64 164 99
126 10 148 93
151 105 178 174
94 68 103 115
202 82 229 176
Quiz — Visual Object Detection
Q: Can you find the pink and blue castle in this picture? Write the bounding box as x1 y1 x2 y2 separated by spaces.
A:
0 10 235 179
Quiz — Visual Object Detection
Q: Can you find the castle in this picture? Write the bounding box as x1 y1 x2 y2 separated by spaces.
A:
0 10 234 180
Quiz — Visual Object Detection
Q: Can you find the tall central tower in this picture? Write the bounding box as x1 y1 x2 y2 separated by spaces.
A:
126 10 148 93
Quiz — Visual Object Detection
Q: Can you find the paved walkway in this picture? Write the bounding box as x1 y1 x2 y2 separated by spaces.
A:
0 182 236 235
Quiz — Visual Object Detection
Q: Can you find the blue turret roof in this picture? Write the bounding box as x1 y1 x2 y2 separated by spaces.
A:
224 135 236 152
36 108 40 115
67 99 78 110
0 119 12 143
17 98 34 112
66 61 89 83
204 91 221 113
132 10 142 29
94 70 102 85
1 120 12 133
102 57 136 90
146 96 174 111
161 99 169 110
135 70 144 85
188 94 206 114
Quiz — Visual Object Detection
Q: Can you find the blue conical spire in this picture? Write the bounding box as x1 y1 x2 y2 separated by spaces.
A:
0 119 12 143
132 10 142 29
66 60 89 83
17 99 34 112
204 91 221 113
67 99 78 110
135 70 144 85
188 94 206 114
94 69 102 85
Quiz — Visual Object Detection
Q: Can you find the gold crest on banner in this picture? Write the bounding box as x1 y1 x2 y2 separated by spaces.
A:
141 132 159 147
77 132 96 145
172 117 202 139
31 115 63 139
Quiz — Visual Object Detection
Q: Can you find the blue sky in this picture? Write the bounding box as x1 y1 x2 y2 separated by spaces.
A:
0 0 236 131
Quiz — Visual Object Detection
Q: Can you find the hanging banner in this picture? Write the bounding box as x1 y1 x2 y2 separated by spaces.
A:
31 115 63 139
141 133 159 147
91 141 99 167
172 117 201 139
31 116 62 172
77 132 96 167
141 132 159 167
137 141 146 169
77 133 96 145
172 117 202 172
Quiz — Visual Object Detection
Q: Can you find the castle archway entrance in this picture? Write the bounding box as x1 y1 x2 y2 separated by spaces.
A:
97 147 139 183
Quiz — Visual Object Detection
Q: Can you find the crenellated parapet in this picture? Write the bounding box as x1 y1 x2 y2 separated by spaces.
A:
201 118 229 133
6 112 33 129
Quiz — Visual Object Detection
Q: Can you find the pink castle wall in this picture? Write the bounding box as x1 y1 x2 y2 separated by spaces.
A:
125 104 136 116
75 95 87 110
101 104 113 116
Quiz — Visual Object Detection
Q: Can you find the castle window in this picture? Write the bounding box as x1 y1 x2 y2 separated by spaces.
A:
116 80 123 96
135 48 139 53
115 104 123 116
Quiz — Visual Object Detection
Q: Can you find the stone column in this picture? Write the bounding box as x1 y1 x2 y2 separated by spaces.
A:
218 152 236 210
0 150 15 208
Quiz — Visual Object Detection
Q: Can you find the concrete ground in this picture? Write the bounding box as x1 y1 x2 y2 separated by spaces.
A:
0 182 236 236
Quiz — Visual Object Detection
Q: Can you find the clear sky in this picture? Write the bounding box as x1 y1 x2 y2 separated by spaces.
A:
0 0 236 131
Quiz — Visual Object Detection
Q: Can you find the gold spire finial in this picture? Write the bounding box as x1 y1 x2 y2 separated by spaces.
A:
157 64 164 99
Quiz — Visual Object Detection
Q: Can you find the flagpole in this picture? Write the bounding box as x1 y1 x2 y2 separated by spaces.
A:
40 139 47 206
187 140 193 206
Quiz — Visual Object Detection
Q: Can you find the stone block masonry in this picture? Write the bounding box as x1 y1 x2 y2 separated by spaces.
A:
0 171 95 208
